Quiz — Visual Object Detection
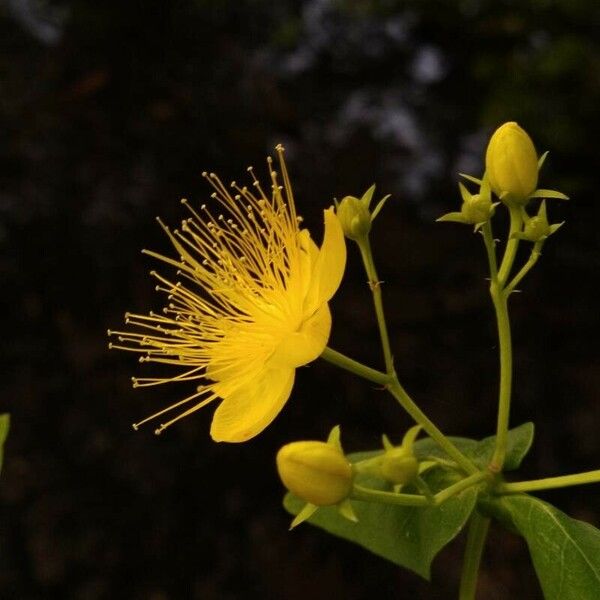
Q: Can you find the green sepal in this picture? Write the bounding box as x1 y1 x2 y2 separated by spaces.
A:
436 211 468 224
538 150 549 169
459 173 483 185
337 499 359 523
370 194 391 221
327 424 343 451
529 188 569 201
290 503 318 529
360 184 376 209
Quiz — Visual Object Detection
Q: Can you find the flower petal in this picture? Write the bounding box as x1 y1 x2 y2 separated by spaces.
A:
304 207 347 312
268 303 331 369
210 367 295 443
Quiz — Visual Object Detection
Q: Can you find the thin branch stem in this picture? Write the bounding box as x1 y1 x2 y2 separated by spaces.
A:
459 511 490 600
505 241 543 295
388 380 479 475
351 471 487 507
498 469 600 494
320 347 391 386
357 237 395 376
320 348 479 475
497 205 522 286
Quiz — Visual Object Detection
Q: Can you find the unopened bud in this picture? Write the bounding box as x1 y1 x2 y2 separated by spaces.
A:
380 447 419 485
337 195 372 241
461 193 494 225
276 441 353 506
485 122 539 202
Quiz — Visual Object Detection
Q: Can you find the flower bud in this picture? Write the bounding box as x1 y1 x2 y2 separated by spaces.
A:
276 441 353 506
336 195 372 241
380 447 419 485
485 122 539 202
512 201 563 242
461 193 494 225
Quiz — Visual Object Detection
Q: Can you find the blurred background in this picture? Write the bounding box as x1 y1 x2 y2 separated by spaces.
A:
1 0 599 598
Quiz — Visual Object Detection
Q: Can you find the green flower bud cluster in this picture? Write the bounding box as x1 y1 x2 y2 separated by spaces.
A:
437 177 497 228
336 185 390 242
438 121 568 243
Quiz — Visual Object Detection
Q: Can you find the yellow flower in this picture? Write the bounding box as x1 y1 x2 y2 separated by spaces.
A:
108 146 346 442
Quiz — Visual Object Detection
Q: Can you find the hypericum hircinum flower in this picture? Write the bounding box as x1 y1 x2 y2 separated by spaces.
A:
108 146 346 442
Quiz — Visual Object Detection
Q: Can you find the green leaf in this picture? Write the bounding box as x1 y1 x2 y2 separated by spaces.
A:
0 414 10 475
499 494 600 599
413 422 535 472
284 462 478 579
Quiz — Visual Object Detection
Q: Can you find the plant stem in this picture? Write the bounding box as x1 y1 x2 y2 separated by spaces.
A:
497 205 522 286
488 284 512 472
353 234 478 475
498 469 600 494
321 348 479 475
357 237 395 376
352 471 487 507
481 222 498 280
459 511 490 600
388 380 479 475
351 484 429 506
320 347 391 386
505 241 543 295
487 208 522 473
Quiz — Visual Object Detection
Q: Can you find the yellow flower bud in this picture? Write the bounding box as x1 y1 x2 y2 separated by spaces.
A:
485 122 539 202
336 195 371 241
380 447 419 485
276 440 353 506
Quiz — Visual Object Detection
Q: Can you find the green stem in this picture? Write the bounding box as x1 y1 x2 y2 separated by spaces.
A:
351 484 429 506
497 206 522 286
352 471 487 507
498 469 600 494
459 511 491 600
357 237 395 376
481 222 498 281
488 284 512 472
320 347 391 386
487 208 522 473
505 241 543 296
388 380 479 475
434 471 488 504
321 348 479 474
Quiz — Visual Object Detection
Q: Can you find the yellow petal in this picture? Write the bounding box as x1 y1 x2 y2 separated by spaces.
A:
210 367 295 443
268 303 331 369
304 207 346 313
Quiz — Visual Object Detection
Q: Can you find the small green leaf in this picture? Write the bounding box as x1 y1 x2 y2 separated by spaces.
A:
538 150 549 169
499 495 600 599
0 414 10 475
284 463 477 579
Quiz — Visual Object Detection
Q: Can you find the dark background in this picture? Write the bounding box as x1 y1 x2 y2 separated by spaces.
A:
1 1 599 598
